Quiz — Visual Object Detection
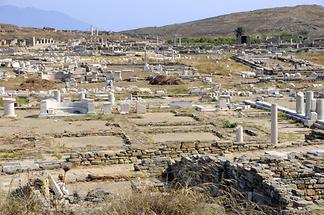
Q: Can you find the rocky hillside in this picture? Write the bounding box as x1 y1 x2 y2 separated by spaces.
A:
122 5 324 39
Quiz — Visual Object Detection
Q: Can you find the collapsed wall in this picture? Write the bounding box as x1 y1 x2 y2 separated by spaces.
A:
134 152 324 214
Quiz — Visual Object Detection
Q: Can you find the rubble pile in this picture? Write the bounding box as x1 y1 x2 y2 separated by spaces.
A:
19 78 57 90
165 152 324 213
149 75 183 85
8 173 111 214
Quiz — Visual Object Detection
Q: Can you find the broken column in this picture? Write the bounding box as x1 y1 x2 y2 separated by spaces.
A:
39 100 48 116
53 90 61 102
305 91 314 119
136 100 147 114
3 98 16 118
0 87 5 96
108 92 115 106
102 102 112 115
114 71 122 81
295 92 305 115
119 101 130 114
236 126 244 143
84 99 96 114
271 103 278 145
80 92 86 101
316 99 324 121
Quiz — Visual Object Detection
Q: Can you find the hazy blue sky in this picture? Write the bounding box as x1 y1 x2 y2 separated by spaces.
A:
0 0 323 31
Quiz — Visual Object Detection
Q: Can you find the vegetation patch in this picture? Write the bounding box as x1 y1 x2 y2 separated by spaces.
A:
223 120 238 128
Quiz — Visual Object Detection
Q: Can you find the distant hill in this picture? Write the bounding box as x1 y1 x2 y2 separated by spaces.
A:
122 5 324 39
0 5 90 31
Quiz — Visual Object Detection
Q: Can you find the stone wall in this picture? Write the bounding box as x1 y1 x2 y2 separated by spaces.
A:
164 153 324 213
65 140 320 168
2 134 323 175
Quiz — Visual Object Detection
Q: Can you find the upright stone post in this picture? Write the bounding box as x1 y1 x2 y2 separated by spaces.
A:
3 98 16 118
102 102 112 115
53 90 61 102
316 99 324 121
305 91 314 119
84 99 96 114
136 100 147 114
80 92 85 101
271 104 278 145
39 100 48 116
296 92 305 115
108 92 115 106
236 126 244 143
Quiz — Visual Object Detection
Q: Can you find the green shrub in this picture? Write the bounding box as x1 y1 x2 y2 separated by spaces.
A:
223 120 238 128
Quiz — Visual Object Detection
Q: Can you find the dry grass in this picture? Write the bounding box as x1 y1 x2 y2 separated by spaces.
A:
63 113 115 122
0 189 43 215
178 54 250 76
296 52 324 66
104 188 224 215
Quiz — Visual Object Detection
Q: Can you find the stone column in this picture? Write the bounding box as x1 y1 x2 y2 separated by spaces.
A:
295 92 305 115
119 101 130 114
311 99 317 112
3 98 16 118
236 126 244 143
53 90 61 102
114 71 122 81
39 100 48 116
136 100 147 114
271 104 278 145
102 102 112 115
316 99 324 121
108 92 115 106
85 99 96 114
0 87 5 96
80 92 86 101
305 91 314 119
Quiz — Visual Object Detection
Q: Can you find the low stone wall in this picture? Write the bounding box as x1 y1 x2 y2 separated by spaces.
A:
2 160 64 174
2 138 323 175
134 157 173 176
135 121 207 127
144 125 216 134
65 140 321 168
51 130 132 145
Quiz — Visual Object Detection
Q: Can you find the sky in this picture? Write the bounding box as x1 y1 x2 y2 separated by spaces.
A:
0 0 323 31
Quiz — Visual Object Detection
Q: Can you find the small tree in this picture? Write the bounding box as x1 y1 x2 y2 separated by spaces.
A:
234 27 245 39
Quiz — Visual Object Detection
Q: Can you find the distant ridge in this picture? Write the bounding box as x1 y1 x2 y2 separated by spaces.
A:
122 5 324 38
0 5 90 30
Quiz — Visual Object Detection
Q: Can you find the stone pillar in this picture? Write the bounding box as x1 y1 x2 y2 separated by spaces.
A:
3 98 16 118
102 102 112 115
305 91 314 119
119 101 130 114
108 92 115 106
295 92 305 115
84 99 95 114
311 99 317 113
39 100 48 116
316 99 324 121
271 104 278 145
236 126 243 143
80 92 85 101
53 90 61 102
136 100 147 114
114 71 122 81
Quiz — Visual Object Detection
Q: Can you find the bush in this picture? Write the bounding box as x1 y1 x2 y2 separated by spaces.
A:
0 189 43 215
223 120 238 128
277 112 287 120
